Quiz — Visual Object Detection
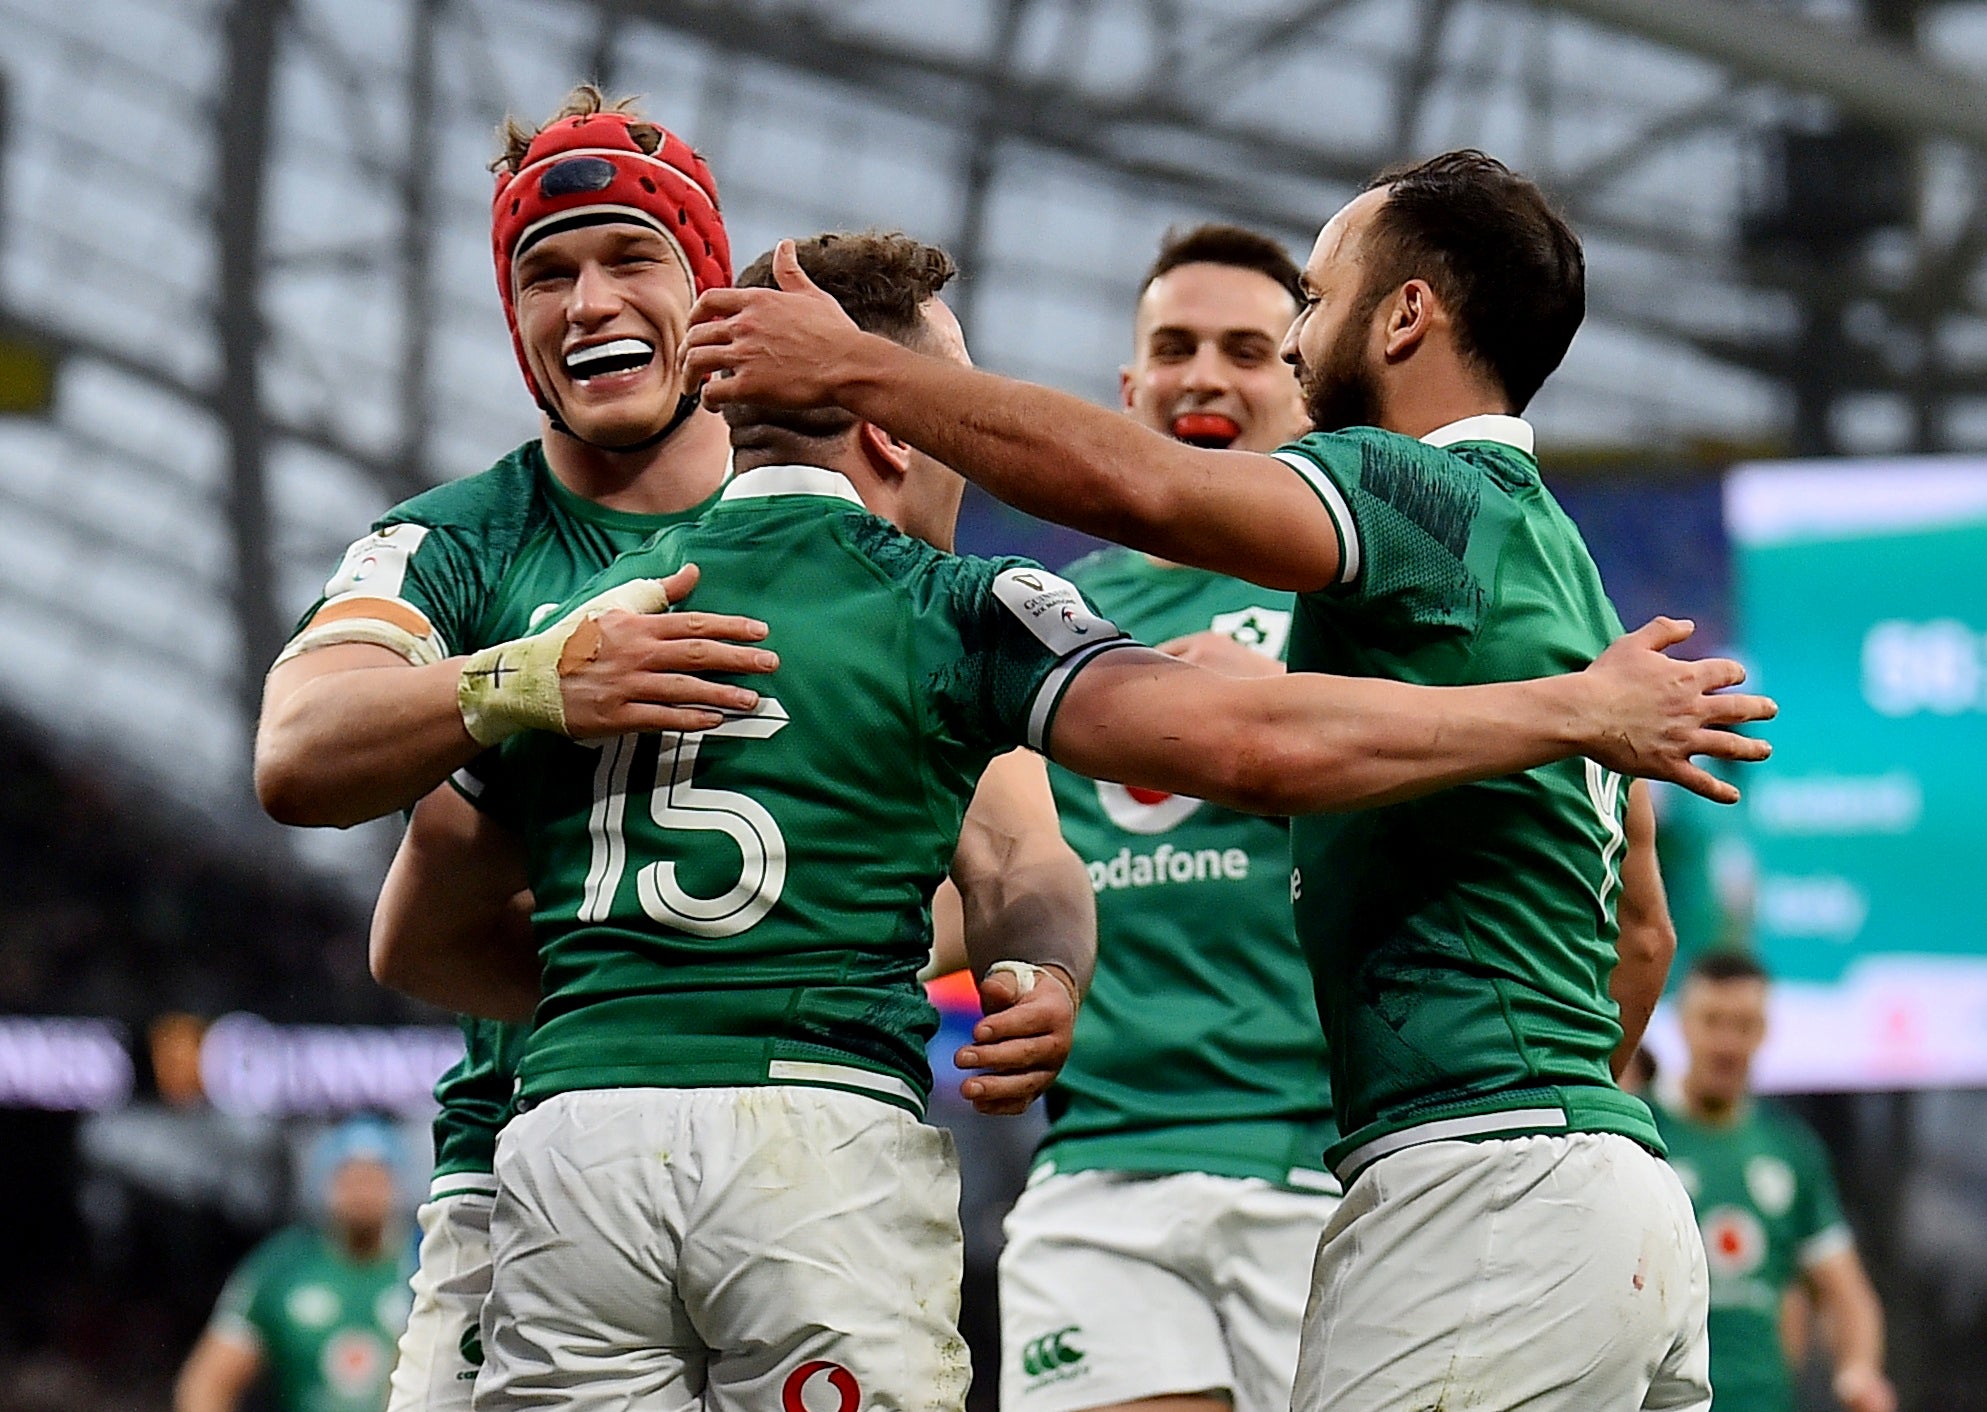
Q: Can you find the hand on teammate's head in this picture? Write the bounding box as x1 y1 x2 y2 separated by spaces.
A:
683 240 863 412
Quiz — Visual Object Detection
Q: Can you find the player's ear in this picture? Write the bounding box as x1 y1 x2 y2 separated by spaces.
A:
1382 279 1434 362
1118 365 1137 411
858 421 914 481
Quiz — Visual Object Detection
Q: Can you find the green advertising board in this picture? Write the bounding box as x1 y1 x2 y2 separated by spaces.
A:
1650 461 1987 1090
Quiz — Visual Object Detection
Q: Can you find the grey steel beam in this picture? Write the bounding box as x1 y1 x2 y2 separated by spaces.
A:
950 0 1038 337
216 0 287 740
1539 0 1987 152
397 0 444 494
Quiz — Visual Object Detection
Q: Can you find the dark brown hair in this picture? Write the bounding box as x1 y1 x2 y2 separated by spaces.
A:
1689 950 1770 985
727 231 959 448
1358 150 1583 412
1140 223 1304 308
492 83 663 175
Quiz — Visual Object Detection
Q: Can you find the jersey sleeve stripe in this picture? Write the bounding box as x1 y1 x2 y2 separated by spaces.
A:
272 594 449 669
1797 1222 1855 1270
206 1313 264 1353
1025 637 1141 753
1272 449 1360 586
428 1171 498 1200
307 595 437 639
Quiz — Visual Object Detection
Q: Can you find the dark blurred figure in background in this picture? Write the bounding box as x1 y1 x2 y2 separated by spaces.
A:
1652 953 1895 1412
175 1118 411 1412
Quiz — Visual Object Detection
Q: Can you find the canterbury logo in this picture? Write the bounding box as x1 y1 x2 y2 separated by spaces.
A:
1021 1326 1084 1376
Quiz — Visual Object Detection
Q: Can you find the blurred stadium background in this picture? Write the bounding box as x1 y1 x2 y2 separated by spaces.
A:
2 0 1987 1406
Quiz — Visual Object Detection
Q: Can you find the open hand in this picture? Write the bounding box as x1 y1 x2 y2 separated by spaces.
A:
1581 617 1775 803
553 564 779 737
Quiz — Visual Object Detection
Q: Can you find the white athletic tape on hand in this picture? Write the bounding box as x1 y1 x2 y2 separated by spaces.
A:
985 960 1041 995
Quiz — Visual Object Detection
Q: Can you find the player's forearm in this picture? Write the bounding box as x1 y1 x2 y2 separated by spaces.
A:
1212 672 1602 816
256 658 481 827
1609 919 1671 1077
1610 787 1674 1076
173 1337 258 1412
1819 1278 1888 1385
372 906 540 1021
957 845 1097 997
835 336 1289 583
370 794 540 1021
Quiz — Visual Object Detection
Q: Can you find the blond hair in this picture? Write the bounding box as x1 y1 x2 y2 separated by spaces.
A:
492 83 662 175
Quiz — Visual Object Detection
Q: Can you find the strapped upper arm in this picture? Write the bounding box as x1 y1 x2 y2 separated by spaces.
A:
276 521 482 670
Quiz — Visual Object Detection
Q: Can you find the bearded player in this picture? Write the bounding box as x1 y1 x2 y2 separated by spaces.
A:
1001 225 1335 1412
255 90 1086 1412
685 150 1777 1410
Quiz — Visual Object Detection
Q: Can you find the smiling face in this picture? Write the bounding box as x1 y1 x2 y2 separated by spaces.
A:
1123 261 1308 453
511 222 697 448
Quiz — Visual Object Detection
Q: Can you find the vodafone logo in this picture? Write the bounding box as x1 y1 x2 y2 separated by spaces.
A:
1700 1205 1767 1278
1096 780 1202 834
782 1360 860 1412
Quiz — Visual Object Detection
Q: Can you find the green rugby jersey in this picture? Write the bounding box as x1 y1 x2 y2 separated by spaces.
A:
289 441 722 1184
473 463 1134 1112
1653 1091 1852 1412
1041 547 1337 1189
1272 416 1654 1180
208 1225 411 1412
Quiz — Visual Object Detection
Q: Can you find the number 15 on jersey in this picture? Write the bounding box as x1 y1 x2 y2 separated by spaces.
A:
578 699 792 938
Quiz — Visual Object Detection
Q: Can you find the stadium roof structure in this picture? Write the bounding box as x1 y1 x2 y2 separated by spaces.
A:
5 0 1987 885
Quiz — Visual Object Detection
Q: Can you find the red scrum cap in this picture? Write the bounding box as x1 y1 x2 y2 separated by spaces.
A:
491 111 731 405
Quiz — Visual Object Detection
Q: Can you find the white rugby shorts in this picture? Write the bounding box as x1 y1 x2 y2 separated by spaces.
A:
1292 1132 1711 1412
387 1185 494 1412
1000 1168 1341 1412
473 1085 969 1412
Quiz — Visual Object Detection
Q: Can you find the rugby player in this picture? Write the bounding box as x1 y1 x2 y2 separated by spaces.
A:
256 89 1088 1412
999 225 1335 1412
379 227 1770 1412
1653 953 1895 1412
175 1118 410 1412
683 150 1780 1409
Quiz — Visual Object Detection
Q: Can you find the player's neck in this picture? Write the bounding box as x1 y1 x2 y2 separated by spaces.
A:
1377 366 1513 443
542 408 731 515
335 1222 387 1262
1680 1070 1747 1126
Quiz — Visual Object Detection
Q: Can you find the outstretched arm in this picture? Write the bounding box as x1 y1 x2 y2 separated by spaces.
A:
1048 618 1774 812
369 786 540 1022
257 565 777 828
1807 1249 1896 1412
945 750 1095 1116
685 242 1342 591
1610 782 1676 1077
174 1330 261 1412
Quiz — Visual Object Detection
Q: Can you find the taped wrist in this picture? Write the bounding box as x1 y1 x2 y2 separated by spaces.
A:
457 632 571 746
456 577 674 746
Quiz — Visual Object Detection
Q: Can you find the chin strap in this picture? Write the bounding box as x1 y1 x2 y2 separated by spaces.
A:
545 388 703 455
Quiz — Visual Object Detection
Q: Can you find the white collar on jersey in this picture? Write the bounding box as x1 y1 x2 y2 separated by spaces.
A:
719 462 866 506
1420 413 1535 454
